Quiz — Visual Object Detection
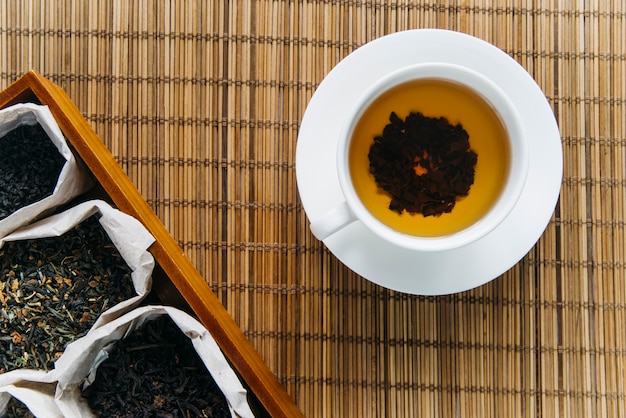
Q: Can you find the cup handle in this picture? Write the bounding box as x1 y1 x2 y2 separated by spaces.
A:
309 201 357 240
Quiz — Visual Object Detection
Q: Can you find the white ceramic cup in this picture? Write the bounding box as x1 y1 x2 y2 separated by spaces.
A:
309 62 529 252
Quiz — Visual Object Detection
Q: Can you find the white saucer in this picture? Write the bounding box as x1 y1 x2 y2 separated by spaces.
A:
295 29 562 295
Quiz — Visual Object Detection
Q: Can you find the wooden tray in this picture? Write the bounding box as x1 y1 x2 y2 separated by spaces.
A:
0 70 303 418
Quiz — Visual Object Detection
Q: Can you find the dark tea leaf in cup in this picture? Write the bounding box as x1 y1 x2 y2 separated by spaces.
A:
369 111 478 217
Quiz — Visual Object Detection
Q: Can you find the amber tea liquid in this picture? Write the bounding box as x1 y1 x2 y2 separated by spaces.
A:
348 79 511 237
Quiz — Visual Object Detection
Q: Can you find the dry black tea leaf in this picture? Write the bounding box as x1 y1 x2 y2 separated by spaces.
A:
82 315 231 418
0 215 135 373
0 124 65 220
368 111 478 217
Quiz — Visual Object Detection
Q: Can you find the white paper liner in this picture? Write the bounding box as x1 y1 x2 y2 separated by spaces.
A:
0 199 155 329
0 103 94 239
0 371 62 417
0 200 155 393
54 305 255 418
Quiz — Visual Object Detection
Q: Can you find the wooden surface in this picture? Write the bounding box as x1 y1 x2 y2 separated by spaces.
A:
1 2 625 417
0 72 303 417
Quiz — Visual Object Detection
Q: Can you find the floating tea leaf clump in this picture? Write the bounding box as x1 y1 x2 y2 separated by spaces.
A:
0 124 65 220
368 111 478 217
0 215 135 372
83 315 230 418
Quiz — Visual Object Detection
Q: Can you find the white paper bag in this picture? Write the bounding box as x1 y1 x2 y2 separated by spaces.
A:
0 199 155 331
54 305 255 418
0 199 156 390
0 103 94 239
0 370 62 418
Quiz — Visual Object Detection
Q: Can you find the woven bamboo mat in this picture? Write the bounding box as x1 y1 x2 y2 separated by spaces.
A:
1 1 625 417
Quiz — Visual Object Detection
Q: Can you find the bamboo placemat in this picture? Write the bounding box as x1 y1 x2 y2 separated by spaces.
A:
1 1 625 416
